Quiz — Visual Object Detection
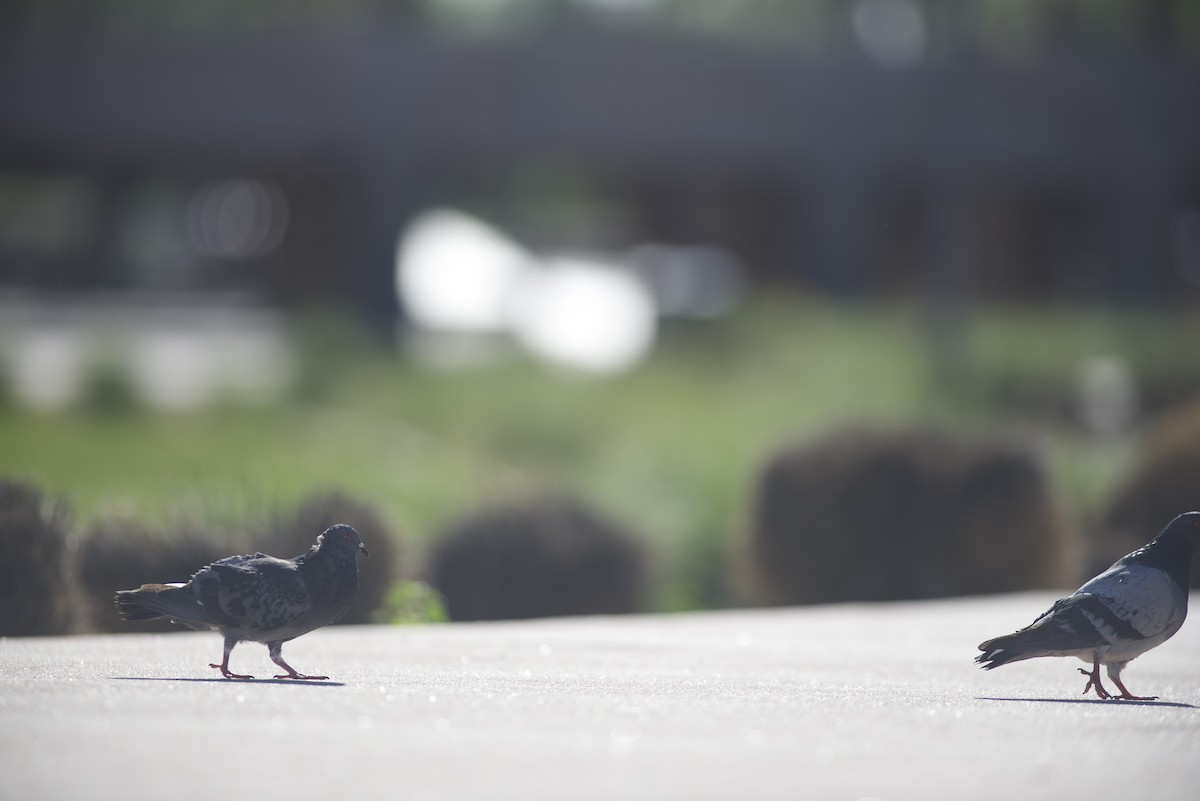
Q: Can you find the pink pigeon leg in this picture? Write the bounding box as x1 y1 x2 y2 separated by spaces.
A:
1108 666 1158 701
1078 655 1111 700
209 636 254 680
268 641 328 681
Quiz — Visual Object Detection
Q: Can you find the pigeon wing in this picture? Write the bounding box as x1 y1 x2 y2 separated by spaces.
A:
1074 562 1185 641
1014 563 1180 653
1016 593 1138 653
192 554 311 634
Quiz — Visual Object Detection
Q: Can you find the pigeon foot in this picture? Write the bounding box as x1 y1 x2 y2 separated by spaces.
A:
268 647 328 680
1111 676 1157 701
1078 666 1111 700
210 663 254 680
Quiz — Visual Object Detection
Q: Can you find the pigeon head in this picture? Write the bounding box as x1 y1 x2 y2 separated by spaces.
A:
1156 511 1200 546
317 524 370 558
1132 511 1200 587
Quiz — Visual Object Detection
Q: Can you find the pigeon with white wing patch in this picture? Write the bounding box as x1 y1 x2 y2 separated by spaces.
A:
977 511 1200 700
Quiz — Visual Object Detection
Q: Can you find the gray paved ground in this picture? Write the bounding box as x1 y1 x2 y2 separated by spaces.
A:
3 593 1200 801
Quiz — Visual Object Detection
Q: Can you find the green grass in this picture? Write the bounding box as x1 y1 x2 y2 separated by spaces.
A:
2 296 1196 609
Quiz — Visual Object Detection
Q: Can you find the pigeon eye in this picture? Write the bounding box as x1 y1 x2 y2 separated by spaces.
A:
1193 520 1200 529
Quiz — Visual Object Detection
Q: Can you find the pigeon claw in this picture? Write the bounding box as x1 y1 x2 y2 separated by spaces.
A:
1078 667 1111 700
210 663 255 680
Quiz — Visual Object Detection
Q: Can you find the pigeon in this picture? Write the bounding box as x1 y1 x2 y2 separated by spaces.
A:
115 524 369 680
977 511 1200 700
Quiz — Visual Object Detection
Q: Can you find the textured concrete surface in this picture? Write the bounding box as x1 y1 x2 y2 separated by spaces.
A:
3 593 1199 801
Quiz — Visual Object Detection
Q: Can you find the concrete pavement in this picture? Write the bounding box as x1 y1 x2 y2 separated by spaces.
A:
3 593 1199 801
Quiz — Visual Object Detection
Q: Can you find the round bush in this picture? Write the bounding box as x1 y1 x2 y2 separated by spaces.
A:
428 495 648 621
741 425 1071 605
1100 398 1200 586
0 478 77 636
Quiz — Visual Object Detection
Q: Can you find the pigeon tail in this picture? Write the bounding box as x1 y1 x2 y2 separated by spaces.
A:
115 583 212 629
975 631 1047 670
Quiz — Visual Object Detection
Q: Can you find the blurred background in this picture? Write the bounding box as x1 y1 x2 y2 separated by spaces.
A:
3 0 1200 635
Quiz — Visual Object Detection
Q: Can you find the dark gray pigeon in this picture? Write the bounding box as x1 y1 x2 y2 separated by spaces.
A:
977 511 1200 700
115 524 369 680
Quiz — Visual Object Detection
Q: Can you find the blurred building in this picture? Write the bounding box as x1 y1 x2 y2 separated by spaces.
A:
1 0 1199 332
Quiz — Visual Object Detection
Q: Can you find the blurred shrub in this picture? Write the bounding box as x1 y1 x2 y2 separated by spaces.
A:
373 580 449 625
80 358 140 415
1100 398 1200 586
259 490 401 625
0 478 78 636
740 425 1071 605
661 523 734 612
79 516 232 633
428 495 648 621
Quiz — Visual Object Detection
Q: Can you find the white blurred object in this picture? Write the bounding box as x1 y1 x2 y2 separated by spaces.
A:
1076 356 1138 436
851 0 928 69
127 315 295 411
129 328 217 412
510 255 656 374
397 209 534 332
216 323 297 405
0 296 296 412
7 327 90 410
394 208 746 373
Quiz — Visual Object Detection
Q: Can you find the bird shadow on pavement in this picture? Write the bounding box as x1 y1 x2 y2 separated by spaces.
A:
112 677 346 687
978 696 1196 709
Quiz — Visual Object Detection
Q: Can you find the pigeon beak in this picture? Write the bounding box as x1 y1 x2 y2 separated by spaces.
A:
358 543 370 558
